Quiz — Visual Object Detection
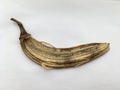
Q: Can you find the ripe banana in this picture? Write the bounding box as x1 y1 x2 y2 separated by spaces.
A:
11 18 110 69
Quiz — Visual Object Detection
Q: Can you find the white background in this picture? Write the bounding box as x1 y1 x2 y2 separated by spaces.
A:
0 0 120 90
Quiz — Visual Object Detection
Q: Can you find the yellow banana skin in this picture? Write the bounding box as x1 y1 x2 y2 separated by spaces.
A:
11 18 110 69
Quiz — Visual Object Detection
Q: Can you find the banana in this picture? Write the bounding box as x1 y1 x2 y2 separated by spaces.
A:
11 18 110 69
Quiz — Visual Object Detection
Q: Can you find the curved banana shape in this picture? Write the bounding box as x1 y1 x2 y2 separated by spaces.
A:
11 18 110 69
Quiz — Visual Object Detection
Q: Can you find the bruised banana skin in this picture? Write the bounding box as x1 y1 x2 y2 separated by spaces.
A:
11 18 110 69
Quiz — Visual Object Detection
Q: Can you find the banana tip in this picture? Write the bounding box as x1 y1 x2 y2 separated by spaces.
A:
107 43 110 46
11 18 16 21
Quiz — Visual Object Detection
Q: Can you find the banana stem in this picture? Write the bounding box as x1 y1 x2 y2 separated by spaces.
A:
11 18 28 36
